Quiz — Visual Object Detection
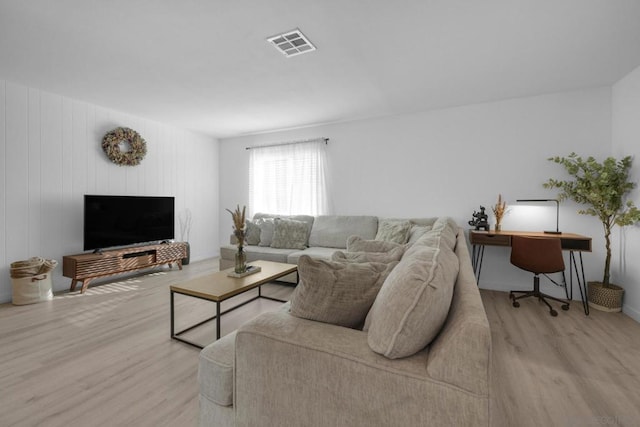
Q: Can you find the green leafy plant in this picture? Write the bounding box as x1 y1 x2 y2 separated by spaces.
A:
544 153 640 287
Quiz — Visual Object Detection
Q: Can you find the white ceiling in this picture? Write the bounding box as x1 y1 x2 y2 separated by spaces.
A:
1 0 640 139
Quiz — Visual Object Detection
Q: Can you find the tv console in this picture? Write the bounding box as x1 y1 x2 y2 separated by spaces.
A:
63 242 188 293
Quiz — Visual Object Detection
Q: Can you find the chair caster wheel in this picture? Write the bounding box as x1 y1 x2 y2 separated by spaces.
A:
512 301 520 308
561 304 570 311
550 310 558 317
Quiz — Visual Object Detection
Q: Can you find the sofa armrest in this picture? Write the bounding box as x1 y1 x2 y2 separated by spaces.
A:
233 310 488 426
427 229 491 395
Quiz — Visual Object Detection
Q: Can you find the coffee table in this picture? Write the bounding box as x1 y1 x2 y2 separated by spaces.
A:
170 260 297 349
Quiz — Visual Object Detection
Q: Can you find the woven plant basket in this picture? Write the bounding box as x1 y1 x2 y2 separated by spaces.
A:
10 257 45 278
588 281 624 313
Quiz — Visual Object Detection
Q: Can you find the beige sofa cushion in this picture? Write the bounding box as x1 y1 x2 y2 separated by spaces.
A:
309 215 378 248
407 225 432 243
375 219 411 243
331 246 404 263
367 245 459 359
346 235 403 253
290 255 397 328
270 218 310 250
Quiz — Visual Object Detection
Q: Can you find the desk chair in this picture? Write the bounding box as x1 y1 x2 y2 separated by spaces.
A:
509 236 570 317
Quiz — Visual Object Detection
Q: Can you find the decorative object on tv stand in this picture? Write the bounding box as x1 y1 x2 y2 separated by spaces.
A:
515 198 561 234
468 206 489 231
102 127 147 166
179 209 192 265
544 153 640 312
491 194 508 232
226 205 247 274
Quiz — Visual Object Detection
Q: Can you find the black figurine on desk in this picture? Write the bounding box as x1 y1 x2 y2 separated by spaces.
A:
468 206 489 231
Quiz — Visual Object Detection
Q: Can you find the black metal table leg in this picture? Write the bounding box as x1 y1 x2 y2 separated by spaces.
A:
569 251 589 315
170 290 175 338
216 301 221 340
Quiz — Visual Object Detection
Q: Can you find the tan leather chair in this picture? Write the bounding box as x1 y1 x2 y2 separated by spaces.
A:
509 236 570 316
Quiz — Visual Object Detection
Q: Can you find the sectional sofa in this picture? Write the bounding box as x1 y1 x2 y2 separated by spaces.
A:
219 213 438 281
202 215 491 426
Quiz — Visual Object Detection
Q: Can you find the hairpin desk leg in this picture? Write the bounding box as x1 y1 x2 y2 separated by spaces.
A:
569 251 589 315
472 244 485 284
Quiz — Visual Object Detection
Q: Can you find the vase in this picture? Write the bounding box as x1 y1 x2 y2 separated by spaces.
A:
235 246 247 274
495 224 501 232
181 242 190 266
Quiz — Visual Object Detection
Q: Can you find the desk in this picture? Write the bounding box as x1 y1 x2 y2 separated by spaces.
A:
470 230 592 315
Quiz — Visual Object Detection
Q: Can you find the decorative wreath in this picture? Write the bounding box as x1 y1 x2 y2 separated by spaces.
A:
102 127 147 166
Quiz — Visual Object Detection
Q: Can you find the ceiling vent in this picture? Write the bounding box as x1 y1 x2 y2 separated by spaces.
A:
267 28 316 57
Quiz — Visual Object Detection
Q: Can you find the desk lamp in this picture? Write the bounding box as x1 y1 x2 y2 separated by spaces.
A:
516 199 561 234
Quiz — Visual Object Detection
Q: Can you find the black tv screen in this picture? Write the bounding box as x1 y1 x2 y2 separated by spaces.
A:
84 195 175 251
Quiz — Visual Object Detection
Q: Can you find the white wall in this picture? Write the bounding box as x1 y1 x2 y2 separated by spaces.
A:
0 80 219 303
220 88 612 298
612 64 640 321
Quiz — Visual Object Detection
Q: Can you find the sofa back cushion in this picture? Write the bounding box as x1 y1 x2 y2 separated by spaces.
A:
290 255 397 329
367 244 458 359
309 216 378 248
346 235 403 253
331 246 404 263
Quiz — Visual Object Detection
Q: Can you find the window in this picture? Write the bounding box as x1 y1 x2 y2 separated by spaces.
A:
249 139 330 216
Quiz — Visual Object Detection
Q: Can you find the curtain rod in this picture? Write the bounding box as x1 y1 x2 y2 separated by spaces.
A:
245 137 329 150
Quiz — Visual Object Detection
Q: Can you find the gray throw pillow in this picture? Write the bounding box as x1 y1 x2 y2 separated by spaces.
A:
331 246 404 263
245 220 261 246
346 235 403 253
290 255 398 329
375 219 411 244
270 218 309 250
257 218 275 247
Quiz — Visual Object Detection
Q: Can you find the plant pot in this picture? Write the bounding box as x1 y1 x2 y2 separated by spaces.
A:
588 281 624 312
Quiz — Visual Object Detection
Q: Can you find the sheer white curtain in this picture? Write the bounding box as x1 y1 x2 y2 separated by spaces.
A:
249 139 330 216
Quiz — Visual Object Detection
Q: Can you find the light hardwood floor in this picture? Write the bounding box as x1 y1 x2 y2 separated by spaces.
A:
1 259 640 426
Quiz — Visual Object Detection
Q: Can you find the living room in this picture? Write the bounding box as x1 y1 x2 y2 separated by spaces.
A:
2 1 640 426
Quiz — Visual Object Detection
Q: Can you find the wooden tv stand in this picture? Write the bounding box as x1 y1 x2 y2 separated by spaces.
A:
63 242 188 293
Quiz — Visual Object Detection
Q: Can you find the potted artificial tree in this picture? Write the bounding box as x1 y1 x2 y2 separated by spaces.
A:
544 153 640 312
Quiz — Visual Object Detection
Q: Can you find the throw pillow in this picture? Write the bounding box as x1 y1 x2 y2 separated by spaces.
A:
375 219 411 244
331 246 404 263
290 255 398 329
270 218 309 250
257 218 275 247
346 235 403 253
366 245 458 359
407 225 432 244
245 220 261 246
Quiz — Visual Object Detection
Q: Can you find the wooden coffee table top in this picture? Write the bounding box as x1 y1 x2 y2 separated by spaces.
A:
169 260 297 302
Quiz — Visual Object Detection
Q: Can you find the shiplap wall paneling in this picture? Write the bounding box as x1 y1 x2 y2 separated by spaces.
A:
40 91 64 263
0 79 220 303
5 83 29 265
27 88 42 256
0 81 5 278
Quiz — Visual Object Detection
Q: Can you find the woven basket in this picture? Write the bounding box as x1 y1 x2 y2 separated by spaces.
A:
588 282 624 313
10 257 45 278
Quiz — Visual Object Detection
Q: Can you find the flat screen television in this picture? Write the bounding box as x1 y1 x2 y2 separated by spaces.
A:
84 195 175 251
